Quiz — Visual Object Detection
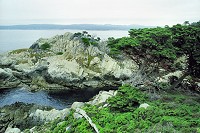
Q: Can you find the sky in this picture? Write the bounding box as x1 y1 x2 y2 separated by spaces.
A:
0 0 200 26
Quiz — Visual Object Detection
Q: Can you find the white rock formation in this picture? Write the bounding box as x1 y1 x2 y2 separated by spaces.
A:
29 108 70 122
87 90 117 105
5 127 21 133
75 108 99 133
139 103 150 109
71 102 85 110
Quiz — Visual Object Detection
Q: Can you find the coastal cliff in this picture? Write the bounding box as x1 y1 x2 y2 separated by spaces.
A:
0 32 138 91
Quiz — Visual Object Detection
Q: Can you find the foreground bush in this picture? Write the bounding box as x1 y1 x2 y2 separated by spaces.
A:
33 85 200 133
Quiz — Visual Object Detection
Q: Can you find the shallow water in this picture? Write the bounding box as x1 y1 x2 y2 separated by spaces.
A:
0 87 98 109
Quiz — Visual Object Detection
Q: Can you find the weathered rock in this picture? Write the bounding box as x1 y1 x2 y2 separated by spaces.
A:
73 112 83 119
0 68 12 79
5 127 21 133
29 108 70 123
71 102 85 110
0 32 138 91
0 68 21 89
0 102 52 133
87 90 117 105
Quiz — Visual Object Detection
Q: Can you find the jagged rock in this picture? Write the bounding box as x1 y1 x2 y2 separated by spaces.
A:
0 68 21 89
29 108 70 122
0 68 12 79
0 32 138 91
0 54 15 67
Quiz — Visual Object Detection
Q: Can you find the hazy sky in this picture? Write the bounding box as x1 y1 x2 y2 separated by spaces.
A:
0 0 200 26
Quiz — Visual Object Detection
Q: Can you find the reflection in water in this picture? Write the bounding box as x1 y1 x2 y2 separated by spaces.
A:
0 88 98 109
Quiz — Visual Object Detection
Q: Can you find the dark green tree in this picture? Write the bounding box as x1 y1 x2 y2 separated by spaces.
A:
107 21 200 90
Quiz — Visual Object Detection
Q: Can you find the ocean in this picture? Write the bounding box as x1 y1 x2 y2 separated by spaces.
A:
0 30 128 53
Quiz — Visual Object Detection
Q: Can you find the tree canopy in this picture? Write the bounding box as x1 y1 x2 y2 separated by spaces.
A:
108 21 200 80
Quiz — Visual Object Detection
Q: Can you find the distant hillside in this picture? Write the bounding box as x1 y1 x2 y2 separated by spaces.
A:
0 24 152 30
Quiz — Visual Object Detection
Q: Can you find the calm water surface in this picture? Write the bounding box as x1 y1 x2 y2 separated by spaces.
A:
0 30 128 53
0 87 99 109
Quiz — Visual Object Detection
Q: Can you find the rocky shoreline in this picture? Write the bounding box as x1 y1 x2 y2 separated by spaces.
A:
0 32 138 91
0 32 137 132
0 89 117 133
1 30 200 132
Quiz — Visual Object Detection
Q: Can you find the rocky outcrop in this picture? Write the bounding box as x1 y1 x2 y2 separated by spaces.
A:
0 102 52 133
0 32 138 91
0 68 21 88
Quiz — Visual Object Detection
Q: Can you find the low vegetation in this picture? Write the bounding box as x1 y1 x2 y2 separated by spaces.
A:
74 31 101 47
9 48 29 54
73 31 102 68
25 85 200 133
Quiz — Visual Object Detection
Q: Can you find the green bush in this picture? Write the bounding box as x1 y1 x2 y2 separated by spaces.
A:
74 31 100 47
40 42 51 50
56 52 63 55
108 85 148 112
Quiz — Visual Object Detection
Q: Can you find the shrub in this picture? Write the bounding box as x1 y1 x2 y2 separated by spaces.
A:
56 52 63 55
40 42 51 50
108 85 148 112
24 85 200 133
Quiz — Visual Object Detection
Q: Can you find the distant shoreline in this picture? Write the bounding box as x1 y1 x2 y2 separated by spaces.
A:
0 24 153 30
0 29 129 31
